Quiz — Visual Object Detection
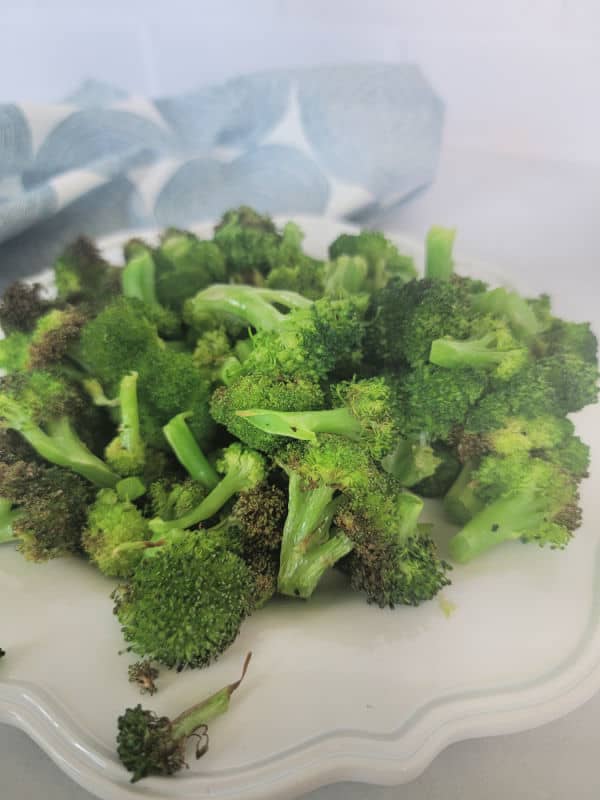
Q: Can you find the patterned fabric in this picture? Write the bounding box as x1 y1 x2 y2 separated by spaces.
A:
0 64 443 286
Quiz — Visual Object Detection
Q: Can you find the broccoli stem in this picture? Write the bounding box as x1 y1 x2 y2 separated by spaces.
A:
149 471 249 534
429 335 525 370
119 373 143 456
381 438 441 486
188 285 290 331
278 474 350 598
170 652 252 739
443 460 484 524
162 413 219 489
237 407 361 443
0 498 21 544
449 491 542 563
471 288 542 343
122 246 158 306
425 226 455 280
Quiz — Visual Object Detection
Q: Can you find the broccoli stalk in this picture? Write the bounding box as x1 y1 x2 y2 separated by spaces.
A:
162 413 218 489
149 444 265 534
121 241 158 306
425 226 456 280
429 333 527 376
0 396 118 488
278 473 351 598
117 652 252 782
104 372 146 477
186 284 311 332
381 437 441 487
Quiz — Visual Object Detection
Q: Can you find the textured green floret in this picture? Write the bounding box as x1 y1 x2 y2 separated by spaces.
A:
213 206 285 282
28 308 88 370
113 534 253 669
328 230 416 288
0 281 52 334
0 332 30 373
116 653 251 782
54 237 121 309
83 489 151 577
0 461 94 561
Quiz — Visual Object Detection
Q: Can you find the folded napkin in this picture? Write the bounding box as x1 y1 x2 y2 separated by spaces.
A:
0 63 443 285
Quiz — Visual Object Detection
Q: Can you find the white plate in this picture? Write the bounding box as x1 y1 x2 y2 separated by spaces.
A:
1 216 599 800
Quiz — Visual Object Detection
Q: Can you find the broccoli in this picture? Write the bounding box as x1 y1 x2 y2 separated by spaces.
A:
0 460 94 561
104 373 146 478
211 373 325 453
238 377 397 460
148 478 207 522
328 230 416 288
116 652 251 782
412 444 461 498
0 281 52 334
336 489 450 607
192 328 237 385
27 308 88 370
54 237 121 309
381 437 442 487
447 453 582 562
0 331 30 373
82 489 151 577
471 287 545 345
149 443 265 535
275 437 376 598
0 371 119 487
113 534 253 669
128 661 159 695
425 225 456 280
162 412 218 488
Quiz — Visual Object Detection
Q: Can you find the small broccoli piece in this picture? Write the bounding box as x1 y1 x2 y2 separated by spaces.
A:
328 230 416 288
128 661 159 695
0 460 94 561
27 308 88 370
0 281 52 334
239 377 397 461
412 444 462 498
149 443 265 535
0 371 119 487
211 373 324 453
54 237 121 309
381 437 442 487
0 332 30 373
542 317 598 363
266 261 325 300
192 328 236 385
425 225 456 280
447 453 581 562
231 482 289 552
148 478 207 522
368 277 475 366
82 489 151 577
104 373 146 478
392 365 487 441
429 317 529 380
471 287 546 345
117 652 251 783
113 534 253 669
276 437 378 598
213 206 283 282
337 488 450 608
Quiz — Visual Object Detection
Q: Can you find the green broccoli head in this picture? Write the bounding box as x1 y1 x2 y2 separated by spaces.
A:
27 308 88 370
0 281 52 335
54 237 121 309
0 460 94 561
328 230 416 288
113 533 253 669
82 489 151 577
213 206 283 282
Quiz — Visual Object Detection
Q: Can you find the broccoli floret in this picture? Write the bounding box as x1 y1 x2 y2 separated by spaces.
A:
82 489 151 577
192 328 237 385
369 277 475 366
104 373 146 478
116 652 251 782
54 237 121 309
471 287 545 345
113 534 253 669
211 373 324 453
412 444 461 498
161 412 219 488
213 206 283 282
0 332 30 373
542 317 598 363
148 478 207 521
392 365 487 441
128 661 159 696
0 460 94 561
149 443 265 535
447 453 582 562
337 488 450 607
328 230 416 288
121 240 181 338
0 281 52 334
238 377 397 461
0 371 119 487
381 437 442 487
276 437 378 598
27 308 88 370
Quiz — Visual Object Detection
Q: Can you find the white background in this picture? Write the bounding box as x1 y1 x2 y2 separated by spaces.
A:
2 2 600 798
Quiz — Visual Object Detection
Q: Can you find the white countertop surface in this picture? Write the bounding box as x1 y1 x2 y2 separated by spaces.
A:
2 144 600 799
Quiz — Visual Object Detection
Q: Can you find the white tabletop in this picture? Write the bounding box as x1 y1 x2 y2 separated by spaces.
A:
2 144 600 798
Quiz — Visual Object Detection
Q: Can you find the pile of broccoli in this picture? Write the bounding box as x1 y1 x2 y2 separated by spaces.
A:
0 206 597 781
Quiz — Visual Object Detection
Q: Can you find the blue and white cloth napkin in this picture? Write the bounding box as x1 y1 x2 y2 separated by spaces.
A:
0 63 443 284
